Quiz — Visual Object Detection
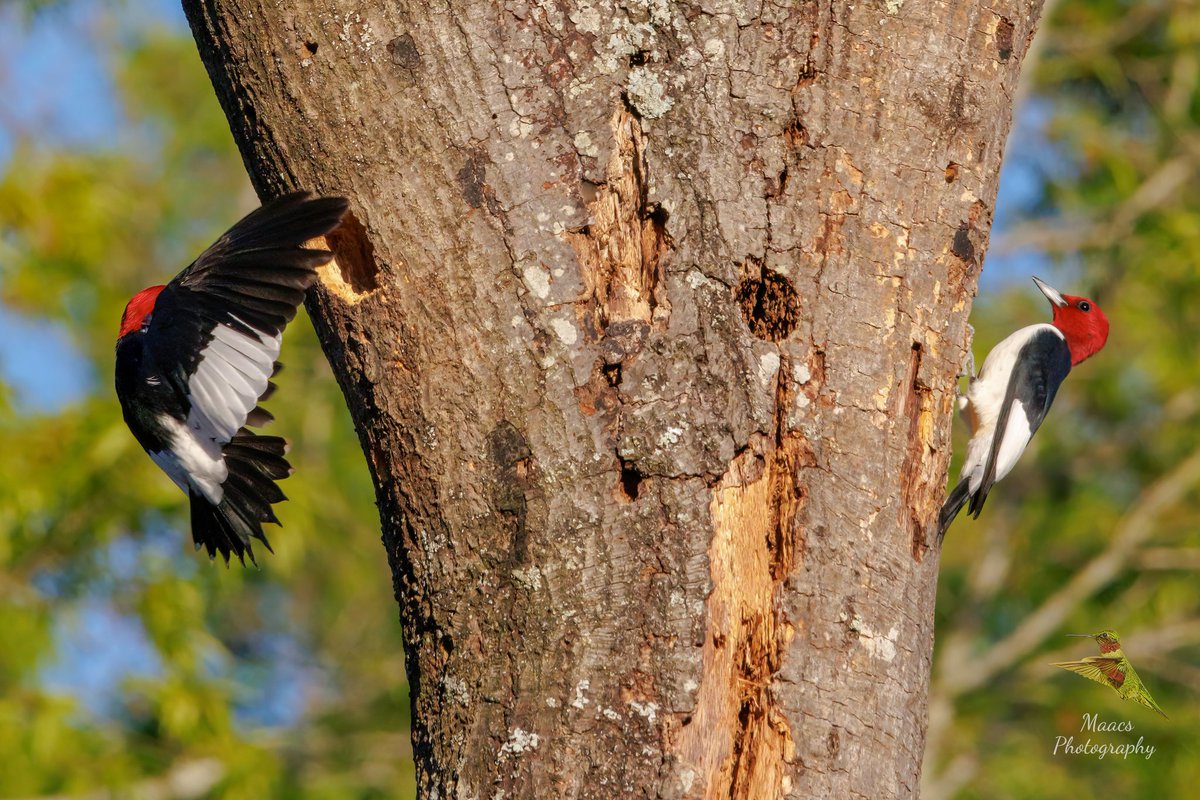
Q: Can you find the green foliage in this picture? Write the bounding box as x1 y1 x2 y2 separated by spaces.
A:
0 15 414 798
930 1 1200 797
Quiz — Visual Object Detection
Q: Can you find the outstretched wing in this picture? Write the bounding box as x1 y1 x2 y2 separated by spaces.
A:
144 192 349 450
1053 656 1123 688
970 328 1072 517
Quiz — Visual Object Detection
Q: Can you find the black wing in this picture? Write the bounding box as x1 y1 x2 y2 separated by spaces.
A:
969 328 1072 518
143 192 348 430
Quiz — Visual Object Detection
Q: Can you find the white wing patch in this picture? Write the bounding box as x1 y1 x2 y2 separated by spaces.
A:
186 321 280 446
151 414 228 504
156 321 279 505
989 399 1035 485
958 323 1063 493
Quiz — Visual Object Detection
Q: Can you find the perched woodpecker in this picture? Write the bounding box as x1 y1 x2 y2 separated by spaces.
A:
115 192 349 564
939 276 1109 537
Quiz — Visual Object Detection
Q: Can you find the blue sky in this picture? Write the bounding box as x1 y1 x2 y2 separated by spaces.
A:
0 4 120 164
0 0 185 412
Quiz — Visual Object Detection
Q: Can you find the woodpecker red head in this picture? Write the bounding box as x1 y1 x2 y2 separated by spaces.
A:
115 192 349 564
938 276 1109 537
119 286 165 338
1032 276 1109 366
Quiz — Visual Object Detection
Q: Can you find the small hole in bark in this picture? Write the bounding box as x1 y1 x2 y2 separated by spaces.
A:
619 460 642 500
579 179 600 204
629 50 648 66
324 211 381 295
620 91 643 120
735 265 801 342
796 62 817 88
737 701 752 730
951 222 975 263
304 41 318 55
784 118 809 148
456 152 488 209
602 363 622 387
996 17 1015 61
387 33 421 69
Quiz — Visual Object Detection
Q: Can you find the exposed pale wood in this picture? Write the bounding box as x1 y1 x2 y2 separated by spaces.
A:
679 422 805 800
184 0 1042 796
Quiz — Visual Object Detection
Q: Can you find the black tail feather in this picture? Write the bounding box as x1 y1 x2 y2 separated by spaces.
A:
938 479 972 540
223 437 292 480
244 406 275 427
243 367 282 429
967 483 990 519
190 493 255 565
190 430 292 565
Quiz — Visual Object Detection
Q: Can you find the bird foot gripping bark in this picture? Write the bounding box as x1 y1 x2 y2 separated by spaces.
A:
957 323 976 381
955 323 975 414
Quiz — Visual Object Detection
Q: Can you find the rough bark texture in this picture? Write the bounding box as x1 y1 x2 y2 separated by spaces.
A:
184 1 1042 797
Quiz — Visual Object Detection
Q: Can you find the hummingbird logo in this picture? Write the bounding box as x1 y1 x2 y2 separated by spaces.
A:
1052 630 1168 719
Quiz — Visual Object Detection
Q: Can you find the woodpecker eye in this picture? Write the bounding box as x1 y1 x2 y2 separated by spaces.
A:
1078 301 1091 312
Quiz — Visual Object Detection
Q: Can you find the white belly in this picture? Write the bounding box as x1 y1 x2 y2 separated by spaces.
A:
149 414 228 504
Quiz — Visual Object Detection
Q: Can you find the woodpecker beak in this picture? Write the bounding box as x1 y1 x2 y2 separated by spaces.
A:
1032 276 1068 308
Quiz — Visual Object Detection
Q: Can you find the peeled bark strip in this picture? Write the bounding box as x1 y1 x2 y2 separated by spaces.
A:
185 1 1042 796
567 108 671 333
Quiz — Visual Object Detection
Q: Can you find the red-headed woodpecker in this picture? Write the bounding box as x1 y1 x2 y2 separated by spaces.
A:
939 276 1109 537
115 192 349 564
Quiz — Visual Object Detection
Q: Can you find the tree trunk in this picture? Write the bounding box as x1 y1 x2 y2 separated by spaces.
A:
184 1 1041 796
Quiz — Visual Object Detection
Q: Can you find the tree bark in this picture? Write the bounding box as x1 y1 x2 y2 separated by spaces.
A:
184 1 1041 796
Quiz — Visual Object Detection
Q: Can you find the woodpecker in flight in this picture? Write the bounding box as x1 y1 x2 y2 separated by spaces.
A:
939 276 1109 537
115 192 349 564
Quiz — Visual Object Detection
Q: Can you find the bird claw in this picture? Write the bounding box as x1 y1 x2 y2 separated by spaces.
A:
954 324 979 430
956 324 977 382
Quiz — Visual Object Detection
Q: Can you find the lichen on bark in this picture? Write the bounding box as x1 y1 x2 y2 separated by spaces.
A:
184 0 1045 796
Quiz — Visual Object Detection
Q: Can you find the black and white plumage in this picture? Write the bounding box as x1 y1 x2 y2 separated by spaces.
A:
939 276 1109 538
939 325 1071 535
115 192 349 564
